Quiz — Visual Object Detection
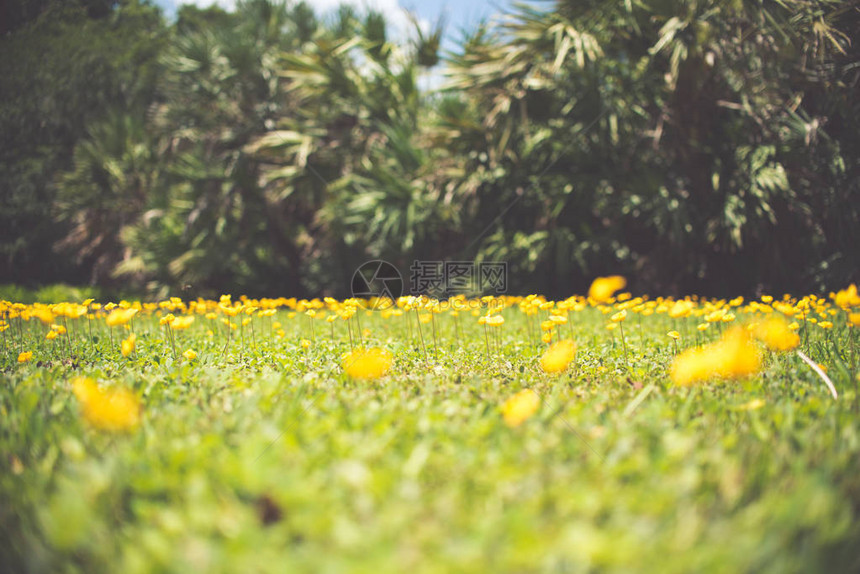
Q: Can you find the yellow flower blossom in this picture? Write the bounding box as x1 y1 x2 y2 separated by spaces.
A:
671 328 761 387
170 316 195 330
753 317 799 352
588 276 627 303
30 307 54 325
539 339 576 374
667 331 680 340
120 333 136 357
72 377 141 432
17 351 33 363
105 308 138 327
611 310 627 322
834 284 860 309
501 389 540 427
183 349 197 360
341 348 393 379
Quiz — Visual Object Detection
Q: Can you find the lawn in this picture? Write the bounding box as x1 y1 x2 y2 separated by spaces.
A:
2 288 860 572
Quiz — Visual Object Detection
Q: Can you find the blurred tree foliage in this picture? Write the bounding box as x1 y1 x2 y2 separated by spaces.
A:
0 0 165 286
1 0 857 297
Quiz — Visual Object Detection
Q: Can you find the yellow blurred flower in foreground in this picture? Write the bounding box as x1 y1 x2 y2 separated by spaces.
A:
588 276 626 303
121 333 136 357
667 331 680 340
72 377 141 432
183 349 197 360
671 328 761 387
341 348 393 379
539 339 577 374
753 317 799 352
17 351 33 363
501 389 540 427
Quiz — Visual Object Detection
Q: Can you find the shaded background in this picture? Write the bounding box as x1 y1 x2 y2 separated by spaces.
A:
1 0 858 299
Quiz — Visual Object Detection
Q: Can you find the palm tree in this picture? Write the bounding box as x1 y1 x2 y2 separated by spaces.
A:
55 112 164 285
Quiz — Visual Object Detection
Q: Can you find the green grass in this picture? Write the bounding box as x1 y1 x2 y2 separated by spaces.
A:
1 298 859 573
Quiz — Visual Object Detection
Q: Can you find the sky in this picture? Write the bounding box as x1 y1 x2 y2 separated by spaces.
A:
153 0 521 53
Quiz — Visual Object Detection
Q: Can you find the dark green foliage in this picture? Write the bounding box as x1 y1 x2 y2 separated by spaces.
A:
2 0 858 297
0 0 165 286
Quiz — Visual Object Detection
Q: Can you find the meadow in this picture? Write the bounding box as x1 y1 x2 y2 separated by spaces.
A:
2 282 860 572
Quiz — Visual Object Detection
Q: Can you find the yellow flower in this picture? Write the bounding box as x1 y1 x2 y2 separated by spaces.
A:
301 339 311 349
667 330 680 340
159 313 175 326
541 331 553 344
17 351 33 363
849 313 860 327
121 333 136 357
539 339 576 374
183 349 197 360
697 323 709 331
670 328 760 387
105 308 138 327
46 330 58 340
72 377 141 432
170 315 195 330
501 389 540 427
30 306 54 325
668 300 694 319
588 276 627 303
342 348 393 379
834 284 860 309
818 321 833 329
611 310 627 322
753 317 799 352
